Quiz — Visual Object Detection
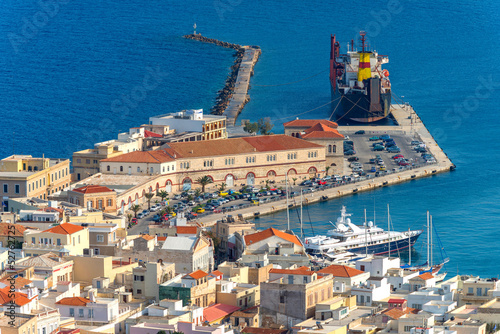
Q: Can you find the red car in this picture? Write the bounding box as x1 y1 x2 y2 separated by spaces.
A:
398 161 410 166
131 218 138 225
392 154 404 159
317 180 327 185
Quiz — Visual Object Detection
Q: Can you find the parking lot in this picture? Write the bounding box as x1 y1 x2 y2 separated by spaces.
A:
343 132 435 177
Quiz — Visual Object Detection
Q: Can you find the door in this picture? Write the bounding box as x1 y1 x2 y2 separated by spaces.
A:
183 179 192 191
246 173 255 186
226 175 234 187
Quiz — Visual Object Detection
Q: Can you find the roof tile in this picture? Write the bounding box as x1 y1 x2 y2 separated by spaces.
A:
317 264 365 277
244 228 302 247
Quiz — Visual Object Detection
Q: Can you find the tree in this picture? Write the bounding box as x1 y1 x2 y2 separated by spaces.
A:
325 166 331 176
243 120 259 134
292 177 297 185
258 117 274 135
218 182 227 192
196 175 213 193
194 188 202 198
126 213 133 224
205 230 222 256
187 194 193 202
145 192 155 210
157 190 169 202
130 204 141 218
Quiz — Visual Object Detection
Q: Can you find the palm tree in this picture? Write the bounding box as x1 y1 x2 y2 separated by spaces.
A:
325 166 331 176
166 206 174 214
218 182 227 192
196 176 213 193
157 190 169 202
145 192 155 210
292 177 297 185
126 213 133 224
194 188 202 198
131 204 141 218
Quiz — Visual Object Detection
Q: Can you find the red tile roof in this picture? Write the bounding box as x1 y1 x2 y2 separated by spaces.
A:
183 269 208 280
211 270 224 277
388 298 407 304
244 228 302 247
0 287 33 307
301 123 344 139
176 226 197 235
0 276 32 289
417 272 434 280
73 185 114 194
270 268 315 276
157 236 167 241
166 135 322 158
101 149 175 163
0 223 26 237
317 264 365 277
203 303 240 323
383 306 419 319
140 235 155 241
56 297 91 306
144 130 162 138
283 119 338 128
44 223 84 235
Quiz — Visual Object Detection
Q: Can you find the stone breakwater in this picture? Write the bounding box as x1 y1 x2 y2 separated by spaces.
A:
183 34 260 122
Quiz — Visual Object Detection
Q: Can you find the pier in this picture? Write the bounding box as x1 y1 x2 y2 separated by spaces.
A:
183 34 261 126
194 103 455 228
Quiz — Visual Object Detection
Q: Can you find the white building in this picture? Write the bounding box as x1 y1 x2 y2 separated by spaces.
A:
351 276 391 306
55 292 121 324
356 256 401 277
422 300 457 322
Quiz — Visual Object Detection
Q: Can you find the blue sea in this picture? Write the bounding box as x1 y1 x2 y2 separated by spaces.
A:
1 0 499 276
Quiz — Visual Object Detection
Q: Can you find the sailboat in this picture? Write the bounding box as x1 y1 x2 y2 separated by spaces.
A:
401 211 449 282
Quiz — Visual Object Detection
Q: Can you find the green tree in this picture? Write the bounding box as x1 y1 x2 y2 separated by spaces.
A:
196 175 213 193
145 192 155 210
292 177 297 185
126 213 133 224
157 190 169 202
130 204 141 218
194 188 202 198
187 194 193 202
243 120 259 134
218 182 227 192
325 166 330 176
258 117 274 135
205 230 222 256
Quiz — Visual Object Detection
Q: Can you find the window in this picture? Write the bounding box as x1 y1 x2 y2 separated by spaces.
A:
31 237 35 244
246 156 255 163
93 160 98 164
86 159 90 164
404 326 414 332
477 288 482 296
88 309 94 318
78 235 81 244
137 289 142 294
3 184 7 193
120 166 123 172
98 199 103 209
69 308 74 317
107 199 112 207
79 309 84 317
57 239 61 246
76 159 81 164
107 165 110 172
73 237 75 246
15 184 20 194
77 173 81 181
97 235 104 242
468 287 474 294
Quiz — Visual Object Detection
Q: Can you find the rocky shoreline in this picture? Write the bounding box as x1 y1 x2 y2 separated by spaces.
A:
183 33 259 116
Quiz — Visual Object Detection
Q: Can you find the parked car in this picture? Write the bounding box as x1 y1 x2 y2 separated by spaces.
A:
348 156 359 162
370 166 377 172
131 218 138 225
345 150 356 155
369 136 380 141
142 209 150 216
188 201 196 206
392 154 404 159
411 140 421 145
173 194 181 200
196 207 205 213
317 180 327 185
355 130 366 134
153 215 161 222
137 213 145 219
373 145 384 151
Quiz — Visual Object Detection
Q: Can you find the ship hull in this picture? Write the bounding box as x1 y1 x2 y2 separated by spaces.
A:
331 85 391 123
347 233 420 255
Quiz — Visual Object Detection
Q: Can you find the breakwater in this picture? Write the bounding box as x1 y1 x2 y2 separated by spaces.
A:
183 33 260 125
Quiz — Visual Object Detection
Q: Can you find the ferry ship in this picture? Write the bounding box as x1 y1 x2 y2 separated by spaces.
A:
304 206 422 257
330 31 392 123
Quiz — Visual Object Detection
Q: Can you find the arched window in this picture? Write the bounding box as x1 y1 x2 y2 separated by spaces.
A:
120 166 123 172
107 165 110 171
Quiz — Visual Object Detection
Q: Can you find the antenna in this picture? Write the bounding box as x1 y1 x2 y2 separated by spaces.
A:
430 215 433 268
364 208 368 257
387 204 390 258
426 211 430 267
360 31 367 52
286 174 290 230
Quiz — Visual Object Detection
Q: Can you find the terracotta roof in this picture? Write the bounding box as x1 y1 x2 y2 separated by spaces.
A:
56 296 91 306
101 149 175 163
144 130 162 138
210 270 224 277
244 228 302 247
157 236 167 241
317 264 365 277
301 122 344 139
0 287 33 307
0 276 32 289
388 298 407 304
417 272 434 280
73 185 114 194
383 306 419 319
140 235 155 241
270 268 315 276
176 226 197 235
0 223 26 236
242 328 288 334
183 269 208 280
203 303 240 323
44 223 84 235
166 135 322 159
283 119 338 128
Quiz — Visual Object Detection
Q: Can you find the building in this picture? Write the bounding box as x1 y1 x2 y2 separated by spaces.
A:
87 223 120 256
216 219 255 261
409 273 436 292
159 270 217 308
66 255 137 285
317 265 370 291
130 321 233 334
150 109 228 141
13 252 74 288
283 119 345 175
0 222 27 248
203 304 241 325
351 277 391 306
0 155 70 201
0 312 37 334
100 150 177 177
217 262 273 285
0 286 38 314
458 277 500 306
132 261 175 301
260 273 334 326
67 185 117 213
216 280 260 309
55 293 120 324
23 223 89 256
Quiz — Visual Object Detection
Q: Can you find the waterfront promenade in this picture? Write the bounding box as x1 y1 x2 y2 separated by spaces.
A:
195 104 455 228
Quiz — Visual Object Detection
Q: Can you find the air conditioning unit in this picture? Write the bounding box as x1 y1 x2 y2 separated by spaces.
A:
83 248 94 257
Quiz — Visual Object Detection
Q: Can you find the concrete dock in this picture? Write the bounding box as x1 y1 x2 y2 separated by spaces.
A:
195 104 455 228
223 46 261 126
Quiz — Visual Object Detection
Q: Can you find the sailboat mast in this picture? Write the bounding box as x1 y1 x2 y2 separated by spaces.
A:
364 208 368 257
286 174 290 230
426 211 430 266
430 215 433 268
387 204 390 258
408 227 411 265
300 189 303 239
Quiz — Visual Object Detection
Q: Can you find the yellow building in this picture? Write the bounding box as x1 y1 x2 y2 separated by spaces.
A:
0 155 70 200
0 312 37 334
216 281 260 309
66 255 137 284
67 185 117 213
14 252 74 285
23 223 89 256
